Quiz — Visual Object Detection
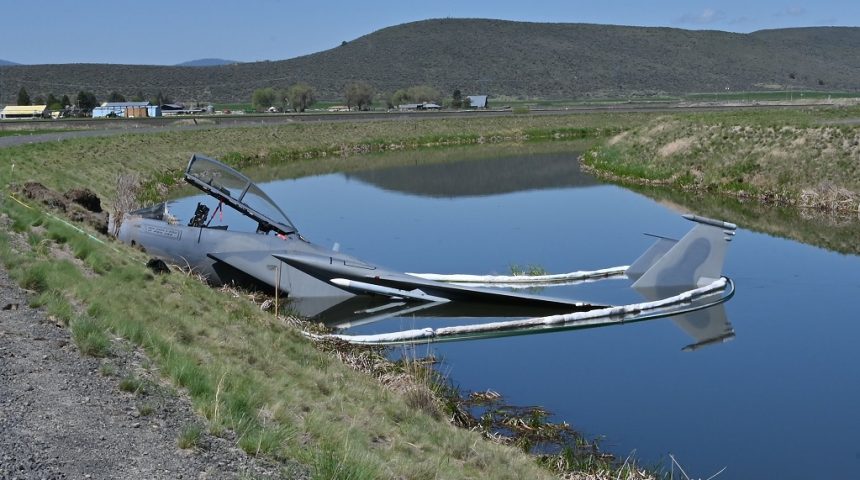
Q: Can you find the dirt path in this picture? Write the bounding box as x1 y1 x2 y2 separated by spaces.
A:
0 265 301 479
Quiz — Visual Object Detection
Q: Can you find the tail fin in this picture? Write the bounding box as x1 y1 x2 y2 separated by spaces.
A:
631 215 736 290
626 234 678 281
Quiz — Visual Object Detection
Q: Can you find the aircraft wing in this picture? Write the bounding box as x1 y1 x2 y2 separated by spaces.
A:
273 252 606 311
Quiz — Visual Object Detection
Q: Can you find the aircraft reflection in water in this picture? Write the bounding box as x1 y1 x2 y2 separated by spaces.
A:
112 154 736 348
299 292 734 350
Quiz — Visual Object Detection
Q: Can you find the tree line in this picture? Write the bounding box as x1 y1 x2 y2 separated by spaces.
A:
251 82 475 112
12 81 478 114
13 87 175 111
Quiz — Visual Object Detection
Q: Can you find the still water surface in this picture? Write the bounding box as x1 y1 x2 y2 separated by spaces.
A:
175 146 860 479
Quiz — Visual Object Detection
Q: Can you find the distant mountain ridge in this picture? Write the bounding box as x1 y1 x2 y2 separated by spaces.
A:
175 58 239 67
1 19 859 103
0 59 19 66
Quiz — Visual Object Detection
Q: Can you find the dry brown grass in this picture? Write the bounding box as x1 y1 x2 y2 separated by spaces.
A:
586 110 860 213
111 173 140 237
657 136 695 157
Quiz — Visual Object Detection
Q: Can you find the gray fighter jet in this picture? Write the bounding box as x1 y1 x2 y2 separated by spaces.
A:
113 154 736 345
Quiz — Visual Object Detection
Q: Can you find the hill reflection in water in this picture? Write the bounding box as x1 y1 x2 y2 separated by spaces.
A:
346 149 598 198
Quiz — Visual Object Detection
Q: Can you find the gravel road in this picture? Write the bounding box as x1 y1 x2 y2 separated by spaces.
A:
0 264 302 479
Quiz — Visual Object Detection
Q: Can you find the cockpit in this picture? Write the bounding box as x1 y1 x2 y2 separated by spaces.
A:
184 154 298 236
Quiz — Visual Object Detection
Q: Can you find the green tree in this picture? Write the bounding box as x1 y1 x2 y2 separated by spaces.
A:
130 90 145 102
108 91 126 102
46 93 62 110
344 82 374 111
406 85 440 104
286 83 315 112
16 87 31 106
273 88 289 112
451 89 463 108
76 90 98 110
251 87 276 111
390 89 409 108
378 92 394 110
389 85 441 108
33 95 45 105
60 94 71 107
151 91 171 106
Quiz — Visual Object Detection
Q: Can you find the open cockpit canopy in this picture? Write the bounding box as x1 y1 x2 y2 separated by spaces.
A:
184 154 298 235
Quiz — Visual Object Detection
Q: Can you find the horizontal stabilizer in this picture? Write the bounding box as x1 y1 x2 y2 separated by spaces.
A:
274 252 604 310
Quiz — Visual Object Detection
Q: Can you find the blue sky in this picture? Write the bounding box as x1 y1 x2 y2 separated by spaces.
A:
1 0 855 64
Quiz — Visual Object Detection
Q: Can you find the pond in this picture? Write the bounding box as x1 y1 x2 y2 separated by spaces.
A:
173 143 860 479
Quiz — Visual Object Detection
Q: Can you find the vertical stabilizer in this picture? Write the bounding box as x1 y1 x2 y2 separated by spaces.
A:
626 235 677 281
631 215 736 290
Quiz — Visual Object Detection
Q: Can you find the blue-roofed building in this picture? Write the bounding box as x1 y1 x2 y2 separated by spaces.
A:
92 102 161 118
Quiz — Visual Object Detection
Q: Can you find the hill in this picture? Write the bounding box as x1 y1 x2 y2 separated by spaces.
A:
0 59 19 66
174 58 239 67
1 19 859 103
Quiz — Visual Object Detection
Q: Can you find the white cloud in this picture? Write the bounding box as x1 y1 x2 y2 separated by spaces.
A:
676 8 726 25
726 15 755 26
775 6 807 17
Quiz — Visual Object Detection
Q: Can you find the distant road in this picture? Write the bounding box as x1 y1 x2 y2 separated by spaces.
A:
0 102 832 149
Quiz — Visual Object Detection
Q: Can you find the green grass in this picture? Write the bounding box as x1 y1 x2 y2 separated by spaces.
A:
16 258 81 294
118 375 147 394
99 362 117 377
509 264 549 276
138 402 156 416
582 106 860 214
312 448 378 480
178 423 204 449
238 426 292 457
212 103 252 111
0 129 77 138
497 96 679 109
70 316 111 357
684 90 860 102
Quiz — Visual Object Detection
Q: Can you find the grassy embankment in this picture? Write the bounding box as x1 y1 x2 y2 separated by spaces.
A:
0 129 76 137
583 105 860 214
578 105 860 255
0 113 655 479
